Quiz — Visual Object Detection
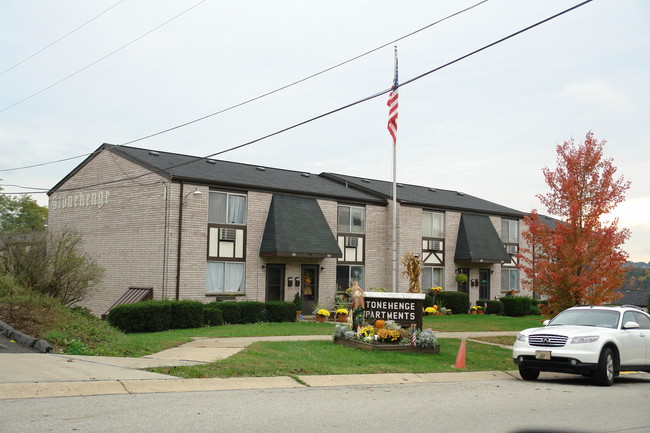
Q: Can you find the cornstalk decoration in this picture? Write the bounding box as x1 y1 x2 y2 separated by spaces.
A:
401 251 422 293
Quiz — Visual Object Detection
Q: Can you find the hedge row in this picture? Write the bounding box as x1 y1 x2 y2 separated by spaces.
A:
477 299 504 315
501 296 543 317
435 291 470 315
107 300 296 333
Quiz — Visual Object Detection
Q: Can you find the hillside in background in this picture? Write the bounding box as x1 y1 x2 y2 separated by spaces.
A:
623 262 650 290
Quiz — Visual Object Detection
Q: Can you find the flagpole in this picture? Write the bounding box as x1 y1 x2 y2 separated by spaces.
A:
391 47 398 293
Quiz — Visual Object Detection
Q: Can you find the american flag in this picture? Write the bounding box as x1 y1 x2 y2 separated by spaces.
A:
387 49 399 146
411 329 417 348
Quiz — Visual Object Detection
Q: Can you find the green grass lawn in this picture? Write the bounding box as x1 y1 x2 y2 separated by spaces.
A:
423 314 546 332
93 314 544 358
151 338 514 379
138 315 544 379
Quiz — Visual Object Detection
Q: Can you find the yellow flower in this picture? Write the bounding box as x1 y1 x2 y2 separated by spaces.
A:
316 309 330 317
335 308 348 315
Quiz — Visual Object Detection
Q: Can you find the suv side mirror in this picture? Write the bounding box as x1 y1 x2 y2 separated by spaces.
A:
542 320 550 326
623 321 640 329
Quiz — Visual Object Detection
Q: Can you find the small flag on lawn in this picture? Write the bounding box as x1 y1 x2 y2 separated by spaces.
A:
387 47 399 146
411 330 417 348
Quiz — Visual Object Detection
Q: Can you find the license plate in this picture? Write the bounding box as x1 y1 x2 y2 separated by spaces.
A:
535 350 551 360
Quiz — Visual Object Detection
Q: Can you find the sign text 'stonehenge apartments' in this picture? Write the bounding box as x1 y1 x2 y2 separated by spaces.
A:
365 299 417 322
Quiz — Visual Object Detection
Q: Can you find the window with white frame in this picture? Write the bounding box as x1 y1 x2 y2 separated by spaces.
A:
422 266 444 290
422 211 445 238
501 268 520 292
208 191 247 225
501 219 519 243
206 262 245 293
337 205 365 233
336 265 364 292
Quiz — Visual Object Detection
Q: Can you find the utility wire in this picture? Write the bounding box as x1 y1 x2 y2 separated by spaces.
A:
119 0 489 146
0 0 207 114
51 0 594 195
0 0 127 76
0 0 488 173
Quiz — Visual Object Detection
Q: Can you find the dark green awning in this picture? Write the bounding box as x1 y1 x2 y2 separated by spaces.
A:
454 213 511 263
260 195 342 258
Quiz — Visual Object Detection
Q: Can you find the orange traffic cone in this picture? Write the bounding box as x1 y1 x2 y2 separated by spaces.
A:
452 338 467 369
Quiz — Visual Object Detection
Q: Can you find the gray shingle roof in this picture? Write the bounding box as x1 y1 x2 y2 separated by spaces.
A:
260 195 342 258
111 145 385 204
322 173 525 217
454 213 512 263
614 289 649 307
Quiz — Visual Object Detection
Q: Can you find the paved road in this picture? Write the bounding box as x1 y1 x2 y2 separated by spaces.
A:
2 373 649 433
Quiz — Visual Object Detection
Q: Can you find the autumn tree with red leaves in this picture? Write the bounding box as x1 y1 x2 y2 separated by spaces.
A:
518 132 631 315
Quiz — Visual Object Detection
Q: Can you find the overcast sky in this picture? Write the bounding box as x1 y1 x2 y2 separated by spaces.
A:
1 0 648 261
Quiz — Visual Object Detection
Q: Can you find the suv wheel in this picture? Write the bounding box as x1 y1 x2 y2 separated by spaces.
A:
593 347 615 386
518 366 540 381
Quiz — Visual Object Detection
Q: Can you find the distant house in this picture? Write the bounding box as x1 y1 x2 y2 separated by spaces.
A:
47 143 531 317
615 289 650 310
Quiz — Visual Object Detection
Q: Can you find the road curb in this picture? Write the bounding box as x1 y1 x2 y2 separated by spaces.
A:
0 370 521 400
0 320 53 353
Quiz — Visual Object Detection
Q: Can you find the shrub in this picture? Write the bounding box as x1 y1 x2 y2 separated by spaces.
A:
436 291 469 314
107 300 172 333
293 292 303 312
170 300 204 329
530 305 541 315
478 299 504 315
217 302 242 324
423 293 434 308
0 229 104 306
265 301 296 322
501 296 532 317
238 301 265 324
203 303 224 326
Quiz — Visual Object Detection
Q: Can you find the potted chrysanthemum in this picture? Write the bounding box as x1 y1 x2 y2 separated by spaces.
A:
315 308 330 322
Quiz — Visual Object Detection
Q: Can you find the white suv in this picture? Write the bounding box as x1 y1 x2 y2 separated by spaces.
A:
513 305 650 386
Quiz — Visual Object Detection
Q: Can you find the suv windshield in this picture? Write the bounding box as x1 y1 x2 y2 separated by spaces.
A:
549 309 620 329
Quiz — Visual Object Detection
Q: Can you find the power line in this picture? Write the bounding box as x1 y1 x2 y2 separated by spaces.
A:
52 0 594 195
0 0 489 173
0 0 207 114
0 0 127 76
119 0 489 146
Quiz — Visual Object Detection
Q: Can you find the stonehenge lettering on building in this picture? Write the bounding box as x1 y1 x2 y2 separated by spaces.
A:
50 191 111 210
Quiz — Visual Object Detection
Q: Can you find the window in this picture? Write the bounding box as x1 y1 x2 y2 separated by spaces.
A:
337 205 365 233
206 262 245 293
336 265 364 291
209 191 247 225
501 219 519 243
422 267 443 290
423 211 445 238
501 268 520 292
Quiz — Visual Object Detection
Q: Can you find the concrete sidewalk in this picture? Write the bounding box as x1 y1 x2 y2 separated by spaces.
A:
0 332 521 400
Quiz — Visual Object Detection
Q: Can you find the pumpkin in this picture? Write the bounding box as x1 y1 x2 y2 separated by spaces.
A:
375 319 386 329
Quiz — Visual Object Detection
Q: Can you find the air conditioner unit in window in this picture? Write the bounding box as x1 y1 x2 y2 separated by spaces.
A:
345 237 359 248
426 240 443 251
220 228 237 241
506 245 518 255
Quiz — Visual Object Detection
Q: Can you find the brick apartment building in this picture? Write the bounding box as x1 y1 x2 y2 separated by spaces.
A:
47 143 529 317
